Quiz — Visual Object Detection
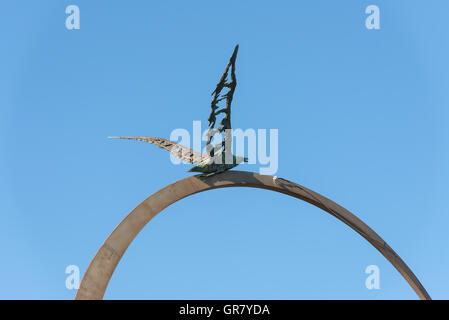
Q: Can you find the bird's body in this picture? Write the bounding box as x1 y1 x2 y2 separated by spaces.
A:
110 45 245 176
188 153 247 175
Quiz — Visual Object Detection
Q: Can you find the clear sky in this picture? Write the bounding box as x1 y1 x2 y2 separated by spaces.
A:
1 0 448 299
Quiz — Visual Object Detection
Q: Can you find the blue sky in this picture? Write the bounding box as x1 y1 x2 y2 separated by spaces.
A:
1 0 448 299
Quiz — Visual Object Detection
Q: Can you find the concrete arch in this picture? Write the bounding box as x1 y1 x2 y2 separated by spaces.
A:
75 171 430 300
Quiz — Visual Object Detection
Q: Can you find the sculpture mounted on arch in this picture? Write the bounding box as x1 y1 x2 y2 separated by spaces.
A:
77 46 431 300
109 45 247 177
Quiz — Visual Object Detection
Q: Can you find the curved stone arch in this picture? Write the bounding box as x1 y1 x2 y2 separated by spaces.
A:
75 171 430 300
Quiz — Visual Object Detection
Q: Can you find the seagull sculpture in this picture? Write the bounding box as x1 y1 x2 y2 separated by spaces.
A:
109 45 247 177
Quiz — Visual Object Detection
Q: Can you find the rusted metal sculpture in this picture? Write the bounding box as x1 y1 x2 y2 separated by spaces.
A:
109 45 246 177
75 171 431 300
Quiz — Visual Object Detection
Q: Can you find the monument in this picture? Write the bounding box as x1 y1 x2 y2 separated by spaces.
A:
76 46 431 300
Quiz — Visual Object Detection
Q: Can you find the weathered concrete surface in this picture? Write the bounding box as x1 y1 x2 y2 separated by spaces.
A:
75 170 431 300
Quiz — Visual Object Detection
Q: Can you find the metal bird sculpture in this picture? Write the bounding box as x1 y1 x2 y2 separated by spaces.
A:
109 45 247 177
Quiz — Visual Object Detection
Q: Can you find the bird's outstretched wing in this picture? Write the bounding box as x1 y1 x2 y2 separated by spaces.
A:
108 136 207 164
205 45 239 157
